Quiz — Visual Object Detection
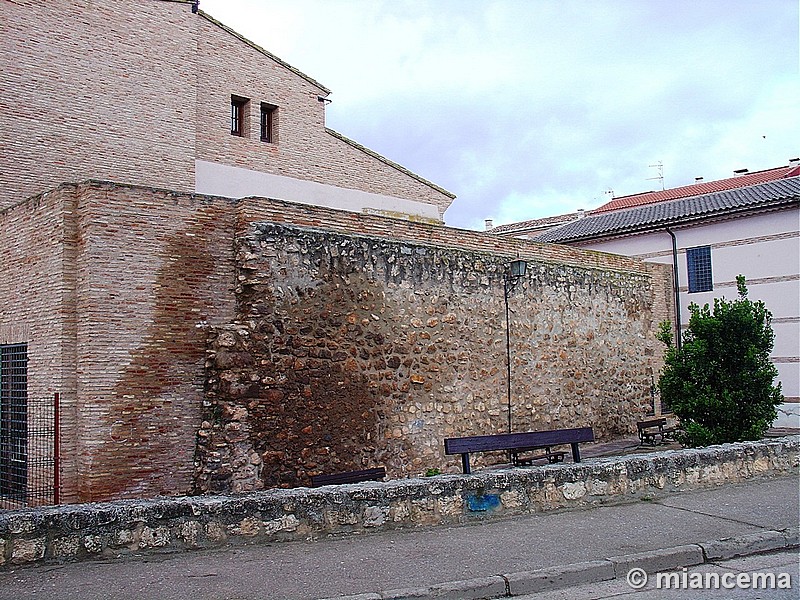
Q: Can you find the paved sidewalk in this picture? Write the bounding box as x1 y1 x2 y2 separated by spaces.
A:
0 475 797 600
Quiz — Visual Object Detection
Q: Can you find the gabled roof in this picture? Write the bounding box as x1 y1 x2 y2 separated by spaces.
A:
489 212 581 235
326 129 456 199
594 163 800 213
534 177 800 244
490 211 583 236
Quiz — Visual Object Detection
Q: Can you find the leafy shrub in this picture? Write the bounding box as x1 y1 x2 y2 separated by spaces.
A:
657 275 783 446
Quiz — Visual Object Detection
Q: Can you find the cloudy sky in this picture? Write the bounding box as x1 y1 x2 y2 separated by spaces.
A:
200 0 799 230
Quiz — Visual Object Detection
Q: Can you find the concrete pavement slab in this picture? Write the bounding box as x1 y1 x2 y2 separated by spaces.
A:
657 478 800 530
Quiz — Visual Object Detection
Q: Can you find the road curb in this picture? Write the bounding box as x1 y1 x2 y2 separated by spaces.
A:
319 528 798 600
700 530 790 561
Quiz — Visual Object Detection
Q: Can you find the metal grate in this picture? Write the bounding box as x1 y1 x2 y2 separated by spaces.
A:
686 246 713 293
0 344 58 508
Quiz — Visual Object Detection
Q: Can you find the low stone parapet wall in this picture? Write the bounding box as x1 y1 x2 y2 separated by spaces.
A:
2 437 797 568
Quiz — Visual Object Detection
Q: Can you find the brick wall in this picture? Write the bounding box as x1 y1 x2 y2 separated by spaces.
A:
1 180 673 502
1 181 239 502
0 0 197 209
0 188 79 502
70 182 238 501
1 0 454 215
194 10 454 216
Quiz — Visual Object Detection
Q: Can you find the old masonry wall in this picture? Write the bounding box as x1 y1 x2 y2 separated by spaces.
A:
196 215 673 492
1 181 671 502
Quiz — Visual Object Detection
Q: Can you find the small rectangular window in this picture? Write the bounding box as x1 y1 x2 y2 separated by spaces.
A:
260 103 277 143
686 246 713 293
231 95 249 136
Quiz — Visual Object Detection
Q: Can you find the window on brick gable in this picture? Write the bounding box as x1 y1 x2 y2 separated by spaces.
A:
260 103 278 143
231 95 249 136
686 245 713 293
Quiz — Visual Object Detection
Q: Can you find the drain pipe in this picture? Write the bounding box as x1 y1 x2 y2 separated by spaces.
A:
665 228 682 351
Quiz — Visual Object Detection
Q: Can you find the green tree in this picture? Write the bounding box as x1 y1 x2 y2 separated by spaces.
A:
656 275 783 447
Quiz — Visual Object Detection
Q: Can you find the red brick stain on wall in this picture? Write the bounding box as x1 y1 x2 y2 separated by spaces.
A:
200 233 403 489
96 208 232 500
259 276 384 488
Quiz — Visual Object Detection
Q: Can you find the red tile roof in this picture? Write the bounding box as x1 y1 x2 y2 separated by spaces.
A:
593 163 800 213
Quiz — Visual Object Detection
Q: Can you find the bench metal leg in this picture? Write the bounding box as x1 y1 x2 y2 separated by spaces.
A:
571 443 581 463
461 453 471 474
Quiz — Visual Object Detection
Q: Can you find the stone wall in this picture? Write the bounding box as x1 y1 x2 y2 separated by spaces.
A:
195 220 671 492
2 438 797 568
0 180 671 503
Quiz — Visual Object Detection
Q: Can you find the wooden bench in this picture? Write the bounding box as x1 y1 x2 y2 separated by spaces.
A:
637 418 676 445
310 467 386 487
444 427 595 474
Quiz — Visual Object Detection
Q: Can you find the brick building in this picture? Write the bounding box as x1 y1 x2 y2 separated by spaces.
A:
0 0 454 221
1 0 673 505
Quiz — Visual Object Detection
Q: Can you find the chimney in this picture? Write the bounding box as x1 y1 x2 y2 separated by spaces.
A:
695 177 704 182
789 157 800 166
576 209 586 219
733 168 749 176
484 219 494 231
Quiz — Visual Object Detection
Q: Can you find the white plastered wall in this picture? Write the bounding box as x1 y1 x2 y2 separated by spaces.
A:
195 160 441 222
577 207 800 427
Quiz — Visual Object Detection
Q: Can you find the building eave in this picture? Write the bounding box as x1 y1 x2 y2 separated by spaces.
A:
555 198 800 245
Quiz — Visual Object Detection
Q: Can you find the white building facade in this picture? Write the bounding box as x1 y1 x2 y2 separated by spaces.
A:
534 179 800 427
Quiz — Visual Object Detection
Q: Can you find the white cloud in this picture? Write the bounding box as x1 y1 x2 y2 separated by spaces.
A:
199 0 800 229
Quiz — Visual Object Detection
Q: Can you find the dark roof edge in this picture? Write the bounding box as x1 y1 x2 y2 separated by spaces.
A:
197 10 331 94
550 196 799 245
325 128 457 199
491 212 580 234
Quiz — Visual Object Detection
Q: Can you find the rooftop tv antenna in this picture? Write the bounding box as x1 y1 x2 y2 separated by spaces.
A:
647 161 665 190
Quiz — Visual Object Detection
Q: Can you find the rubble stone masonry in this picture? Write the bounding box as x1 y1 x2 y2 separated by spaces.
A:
1 180 671 503
195 211 674 492
1 438 796 568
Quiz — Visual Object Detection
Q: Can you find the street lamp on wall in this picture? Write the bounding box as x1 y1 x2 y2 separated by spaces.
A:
504 259 527 433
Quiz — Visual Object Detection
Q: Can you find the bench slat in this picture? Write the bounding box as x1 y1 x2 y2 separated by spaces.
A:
444 427 594 454
637 418 675 446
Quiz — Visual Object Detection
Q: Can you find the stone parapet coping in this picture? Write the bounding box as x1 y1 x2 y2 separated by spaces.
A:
1 437 797 568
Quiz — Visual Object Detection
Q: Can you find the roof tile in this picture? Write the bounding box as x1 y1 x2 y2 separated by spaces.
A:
593 164 799 213
535 177 800 244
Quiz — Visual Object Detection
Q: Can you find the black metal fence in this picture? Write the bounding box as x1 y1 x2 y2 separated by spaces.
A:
0 342 59 508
